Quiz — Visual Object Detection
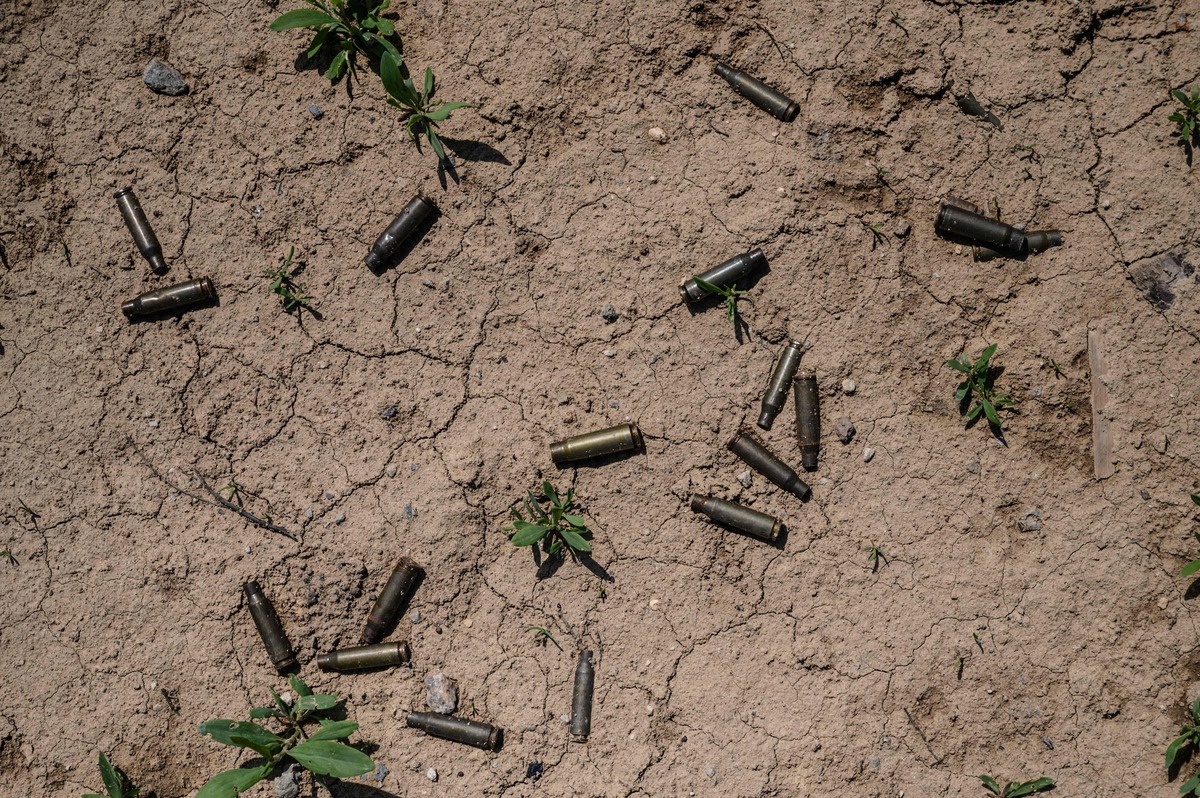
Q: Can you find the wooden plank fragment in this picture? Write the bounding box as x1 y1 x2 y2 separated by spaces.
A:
1088 328 1114 479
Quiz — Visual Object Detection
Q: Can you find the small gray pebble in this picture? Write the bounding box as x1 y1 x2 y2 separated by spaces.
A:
601 304 619 322
835 416 855 444
842 379 857 395
410 761 422 772
1140 489 1150 500
442 278 450 290
324 492 335 501
426 768 438 782
381 406 398 420
386 465 398 478
273 766 299 798
143 59 188 95
863 447 875 463
422 279 435 288
1042 736 1054 750
894 220 911 237
965 459 980 474
305 508 314 519
367 593 377 601
1017 510 1042 533
334 513 346 525
410 463 418 472
603 349 615 358
405 504 416 520
610 400 619 409
425 672 459 714
736 470 753 488
148 420 159 428
307 104 324 119
411 610 421 623
371 763 388 782
705 766 716 779
244 546 252 554
306 588 318 607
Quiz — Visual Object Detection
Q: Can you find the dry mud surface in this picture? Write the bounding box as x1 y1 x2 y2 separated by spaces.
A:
3 0 1200 796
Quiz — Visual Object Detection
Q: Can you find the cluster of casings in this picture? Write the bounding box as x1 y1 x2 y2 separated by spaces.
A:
113 190 437 318
243 560 597 749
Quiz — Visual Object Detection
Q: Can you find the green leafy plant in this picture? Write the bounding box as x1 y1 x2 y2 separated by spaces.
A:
505 481 593 557
864 545 887 573
693 277 751 327
1182 495 1200 577
263 247 313 313
1169 86 1200 146
1167 697 1200 794
83 752 139 798
862 220 887 250
979 775 1054 797
196 675 374 798
270 0 400 83
946 344 1016 433
380 53 475 163
889 10 907 33
526 625 562 650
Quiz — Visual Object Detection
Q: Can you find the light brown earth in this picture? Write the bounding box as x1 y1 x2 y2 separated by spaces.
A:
3 0 1200 796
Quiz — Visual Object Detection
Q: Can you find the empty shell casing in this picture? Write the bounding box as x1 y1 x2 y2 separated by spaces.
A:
727 430 811 501
121 277 216 319
364 195 437 270
244 581 298 674
943 196 1063 260
757 340 804 430
793 369 820 471
407 711 503 751
713 61 800 123
363 557 424 644
690 494 783 542
316 641 411 672
935 203 1027 256
1024 230 1063 254
114 188 167 273
550 423 644 465
679 248 767 304
570 649 595 742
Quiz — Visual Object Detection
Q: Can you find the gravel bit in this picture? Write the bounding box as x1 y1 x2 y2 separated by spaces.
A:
601 304 619 322
842 379 857 395
835 416 856 444
895 220 912 237
143 60 188 95
863 447 875 463
274 765 299 798
426 768 438 782
307 104 324 119
425 672 459 714
736 470 753 487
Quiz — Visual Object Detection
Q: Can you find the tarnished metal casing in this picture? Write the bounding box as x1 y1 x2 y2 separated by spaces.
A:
793 369 820 471
364 195 437 270
757 340 804 430
713 62 800 122
942 196 1062 260
679 248 767 304
727 430 811 500
316 641 411 672
121 277 216 319
689 494 783 542
935 203 1027 255
407 711 503 751
363 557 424 644
550 423 643 465
244 581 298 674
570 649 594 742
114 188 167 273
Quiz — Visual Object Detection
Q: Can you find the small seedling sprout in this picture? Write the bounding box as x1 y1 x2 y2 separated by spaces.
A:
1180 494 1200 578
864 545 887 573
263 247 313 313
692 277 751 327
82 752 137 798
946 344 1016 434
862 220 888 250
270 0 400 83
380 53 475 164
1168 698 1200 794
526 625 562 651
978 774 1055 797
505 480 594 560
1169 86 1200 148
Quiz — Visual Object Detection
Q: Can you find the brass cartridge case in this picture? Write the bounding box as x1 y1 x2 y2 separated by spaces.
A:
570 649 595 742
679 248 767 304
406 711 503 751
114 188 167 273
363 557 424 644
727 430 811 501
757 340 804 430
550 423 643 465
713 62 800 122
935 203 1027 256
316 641 411 672
793 369 820 471
689 494 783 542
121 277 216 319
243 581 298 674
364 195 437 271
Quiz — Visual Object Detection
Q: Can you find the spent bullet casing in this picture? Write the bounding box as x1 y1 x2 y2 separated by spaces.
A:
679 248 767 304
407 711 503 751
363 557 424 644
727 430 811 501
935 203 1027 256
317 641 411 672
793 369 820 471
364 195 436 270
757 340 804 430
690 494 783 542
570 649 595 742
244 581 298 674
114 188 167 273
550 423 644 465
121 277 216 319
713 62 800 123
941 196 1062 260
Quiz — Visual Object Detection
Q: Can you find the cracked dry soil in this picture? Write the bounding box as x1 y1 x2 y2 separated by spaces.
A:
2 0 1200 796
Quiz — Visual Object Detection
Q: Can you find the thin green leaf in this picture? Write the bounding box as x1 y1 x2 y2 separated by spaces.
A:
248 707 276 719
542 481 559 506
270 8 338 30
380 53 413 102
99 753 124 798
978 343 998 371
229 735 276 759
945 358 969 373
1175 89 1190 104
979 775 1002 795
195 765 271 798
954 385 969 402
295 694 338 712
1182 560 1200 578
1182 769 1200 796
965 403 984 424
546 536 563 555
559 525 592 552
269 688 291 717
511 522 550 547
376 17 395 36
564 514 586 527
981 396 1000 427
693 277 723 295
198 720 283 749
1192 696 1200 725
309 720 359 741
424 67 434 100
1165 732 1187 769
429 127 448 162
306 27 330 58
289 674 313 698
1191 493 1200 507
325 49 348 80
288 740 375 778
1006 777 1055 797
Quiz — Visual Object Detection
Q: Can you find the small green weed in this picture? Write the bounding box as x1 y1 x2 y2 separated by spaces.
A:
1180 494 1200 578
381 53 475 163
17 498 39 525
196 674 374 798
1169 86 1200 147
1044 357 1066 380
692 277 751 327
1168 697 1200 794
979 775 1054 797
946 344 1015 433
526 625 562 650
263 247 313 313
270 0 400 83
505 481 593 558
82 752 139 798
864 545 887 573
862 220 887 250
